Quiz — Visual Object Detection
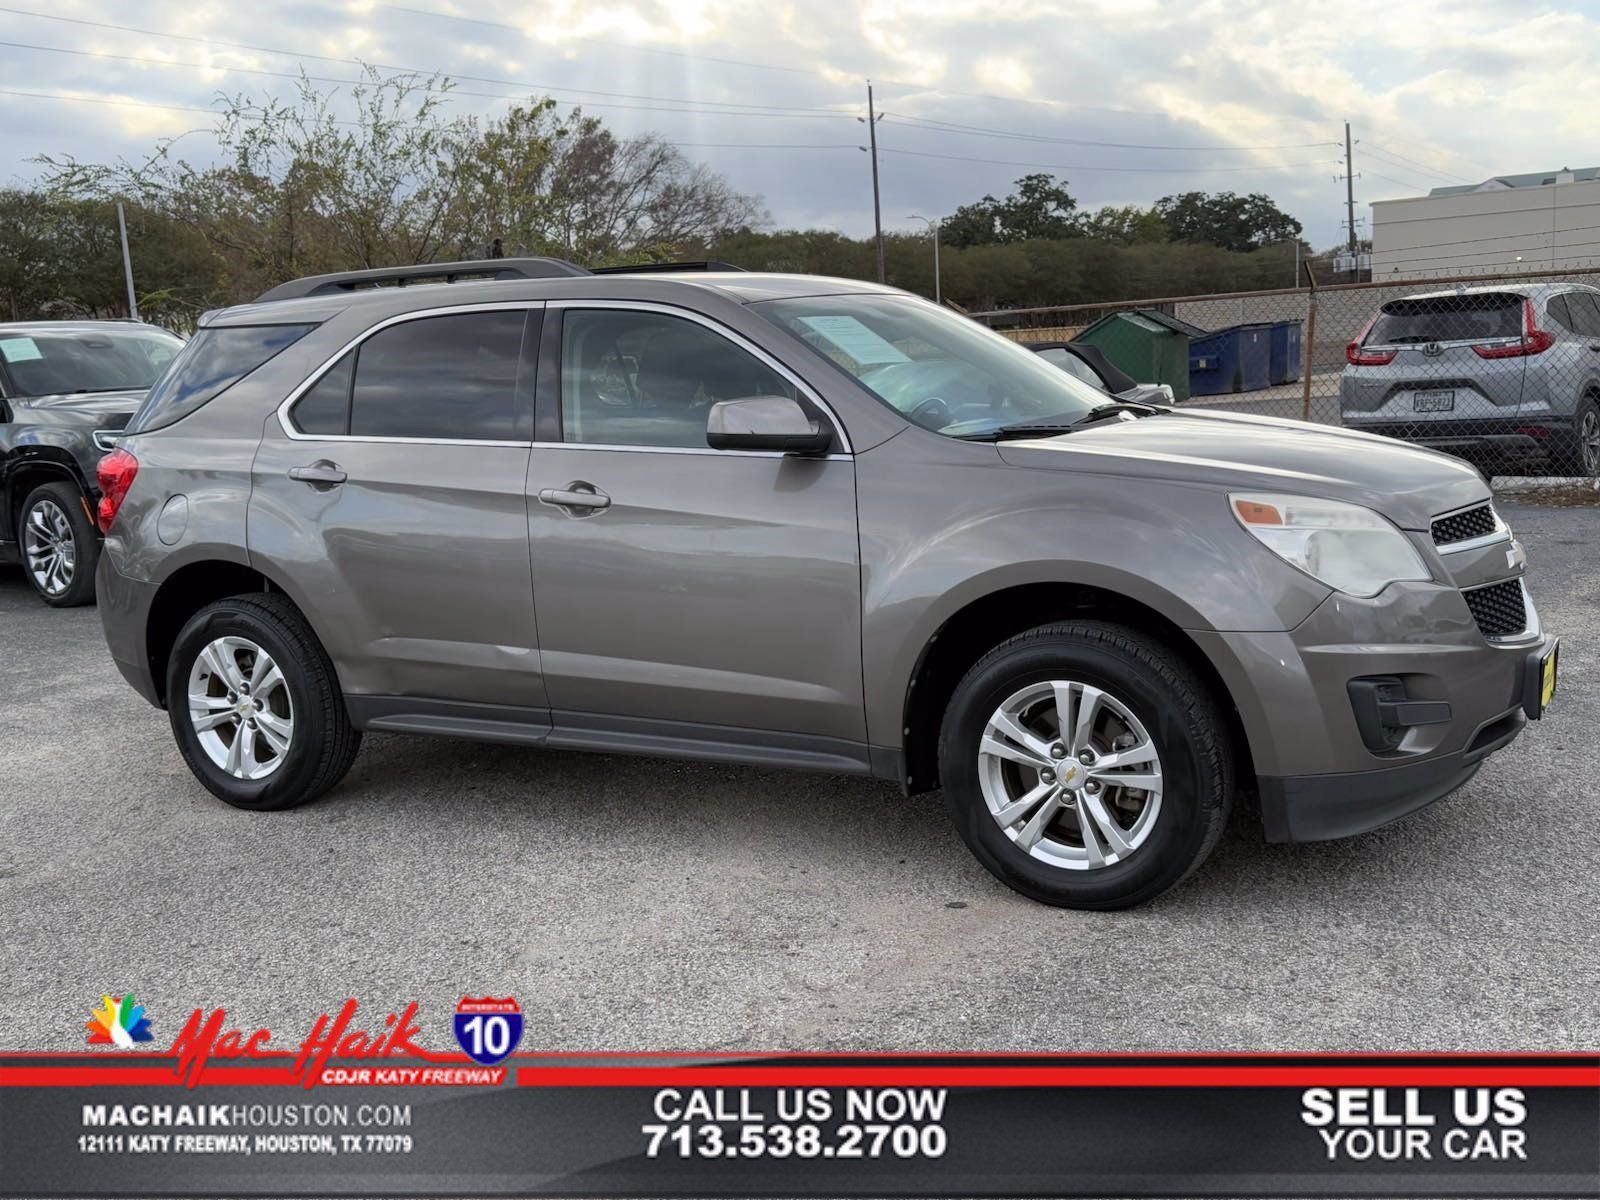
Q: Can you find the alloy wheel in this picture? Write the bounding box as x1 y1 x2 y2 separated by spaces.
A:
22 498 75 597
977 679 1163 870
187 636 295 780
1582 408 1600 476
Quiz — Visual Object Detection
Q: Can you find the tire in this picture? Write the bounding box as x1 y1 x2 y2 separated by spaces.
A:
166 592 360 811
938 621 1232 910
17 481 99 607
1556 396 1600 477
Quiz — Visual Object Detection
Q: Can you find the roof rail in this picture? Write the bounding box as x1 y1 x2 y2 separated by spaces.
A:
254 257 591 302
590 260 746 275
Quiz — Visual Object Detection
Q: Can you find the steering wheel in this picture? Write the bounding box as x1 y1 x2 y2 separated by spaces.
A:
908 395 952 427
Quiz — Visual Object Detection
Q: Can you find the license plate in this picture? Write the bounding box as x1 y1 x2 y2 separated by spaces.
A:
1540 643 1559 713
1413 389 1456 412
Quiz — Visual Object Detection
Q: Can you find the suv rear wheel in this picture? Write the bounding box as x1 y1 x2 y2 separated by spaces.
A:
18 481 98 607
1559 396 1600 477
167 593 360 811
938 621 1232 909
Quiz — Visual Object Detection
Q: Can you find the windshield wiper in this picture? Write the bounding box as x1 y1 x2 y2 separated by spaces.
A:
957 401 1167 442
1071 400 1166 424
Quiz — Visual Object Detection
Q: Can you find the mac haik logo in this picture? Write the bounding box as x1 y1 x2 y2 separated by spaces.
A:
453 997 523 1065
86 993 155 1047
169 999 426 1088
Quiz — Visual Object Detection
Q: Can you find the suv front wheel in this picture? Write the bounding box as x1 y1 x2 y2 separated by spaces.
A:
167 593 361 810
19 481 99 607
938 621 1232 910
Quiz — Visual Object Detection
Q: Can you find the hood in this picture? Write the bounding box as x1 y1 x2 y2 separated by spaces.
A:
996 407 1488 531
13 388 147 424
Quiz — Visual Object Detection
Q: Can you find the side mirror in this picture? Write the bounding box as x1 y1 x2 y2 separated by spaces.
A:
706 395 832 454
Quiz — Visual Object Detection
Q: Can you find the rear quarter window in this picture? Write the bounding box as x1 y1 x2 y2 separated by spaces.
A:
126 323 315 434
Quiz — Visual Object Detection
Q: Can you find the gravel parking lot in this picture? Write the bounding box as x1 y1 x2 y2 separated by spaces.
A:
3 496 1597 1053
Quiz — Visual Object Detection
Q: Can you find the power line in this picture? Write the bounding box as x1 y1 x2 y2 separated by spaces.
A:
375 0 1172 119
1375 235 1600 267
883 112 1339 153
3 87 861 153
0 9 860 118
878 147 1340 173
1363 142 1473 184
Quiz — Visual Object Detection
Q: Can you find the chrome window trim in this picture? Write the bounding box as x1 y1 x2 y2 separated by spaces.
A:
275 300 545 446
547 298 853 455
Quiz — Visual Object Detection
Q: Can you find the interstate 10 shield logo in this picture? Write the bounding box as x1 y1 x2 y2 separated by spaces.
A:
453 997 523 1065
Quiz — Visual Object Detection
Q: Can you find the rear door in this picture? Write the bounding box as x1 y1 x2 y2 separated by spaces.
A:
249 304 547 711
523 301 866 762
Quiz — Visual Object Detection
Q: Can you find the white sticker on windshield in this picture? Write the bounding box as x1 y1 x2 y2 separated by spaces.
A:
0 337 42 363
796 315 909 365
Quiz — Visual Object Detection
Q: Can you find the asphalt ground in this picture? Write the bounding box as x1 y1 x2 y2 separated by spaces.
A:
3 495 1597 1054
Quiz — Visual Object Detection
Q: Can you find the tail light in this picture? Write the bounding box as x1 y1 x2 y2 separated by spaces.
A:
1345 313 1397 366
1472 298 1553 359
95 447 139 534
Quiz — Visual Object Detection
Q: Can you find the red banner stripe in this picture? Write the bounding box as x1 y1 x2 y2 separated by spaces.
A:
4 1064 1595 1088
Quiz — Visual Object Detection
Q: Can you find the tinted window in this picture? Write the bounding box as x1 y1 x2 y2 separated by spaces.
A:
1367 294 1521 344
128 324 314 433
1565 291 1600 337
0 328 182 398
350 312 525 441
290 352 353 435
562 309 795 448
1547 295 1577 333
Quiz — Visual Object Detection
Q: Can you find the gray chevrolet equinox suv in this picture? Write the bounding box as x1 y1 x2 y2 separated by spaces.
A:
96 259 1558 909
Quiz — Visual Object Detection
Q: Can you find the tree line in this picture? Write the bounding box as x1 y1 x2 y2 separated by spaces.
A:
2 68 1316 325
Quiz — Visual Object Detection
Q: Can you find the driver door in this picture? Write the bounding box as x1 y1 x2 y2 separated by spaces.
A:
524 302 867 761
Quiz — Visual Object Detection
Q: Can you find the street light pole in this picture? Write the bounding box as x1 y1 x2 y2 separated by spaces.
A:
116 201 138 321
907 214 942 304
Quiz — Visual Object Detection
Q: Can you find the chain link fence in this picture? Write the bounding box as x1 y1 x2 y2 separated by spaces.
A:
975 264 1600 484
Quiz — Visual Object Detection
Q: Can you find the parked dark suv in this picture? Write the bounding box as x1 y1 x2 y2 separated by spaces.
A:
0 320 182 605
95 261 1556 909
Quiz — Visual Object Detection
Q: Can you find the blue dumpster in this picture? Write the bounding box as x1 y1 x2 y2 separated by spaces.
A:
1267 320 1302 385
1188 323 1272 395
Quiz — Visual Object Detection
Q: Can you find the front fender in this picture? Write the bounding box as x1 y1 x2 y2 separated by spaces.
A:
855 431 1331 750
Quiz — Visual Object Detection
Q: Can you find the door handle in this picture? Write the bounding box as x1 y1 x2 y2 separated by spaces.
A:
538 482 611 515
288 461 347 489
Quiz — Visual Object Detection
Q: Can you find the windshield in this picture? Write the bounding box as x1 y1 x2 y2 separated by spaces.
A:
0 328 183 397
757 294 1108 437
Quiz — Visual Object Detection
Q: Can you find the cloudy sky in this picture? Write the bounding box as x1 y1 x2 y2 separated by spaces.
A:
4 0 1599 250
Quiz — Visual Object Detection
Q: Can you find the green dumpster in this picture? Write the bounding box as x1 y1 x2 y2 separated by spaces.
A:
1073 309 1198 402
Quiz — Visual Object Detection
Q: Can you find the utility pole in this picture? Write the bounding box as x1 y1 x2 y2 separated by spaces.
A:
1343 122 1359 282
865 82 885 283
116 201 138 320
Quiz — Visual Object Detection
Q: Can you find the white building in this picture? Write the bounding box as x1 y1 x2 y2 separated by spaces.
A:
1370 166 1600 279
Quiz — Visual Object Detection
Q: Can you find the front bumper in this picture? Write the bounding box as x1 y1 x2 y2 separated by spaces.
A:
1258 685 1535 842
1191 566 1553 842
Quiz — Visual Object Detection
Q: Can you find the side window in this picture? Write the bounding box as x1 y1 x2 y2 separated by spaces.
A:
349 311 526 441
1038 348 1107 390
1566 292 1600 338
561 309 796 448
290 352 353 435
1546 295 1578 334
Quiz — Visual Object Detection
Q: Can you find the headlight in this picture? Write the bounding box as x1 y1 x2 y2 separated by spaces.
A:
1230 492 1431 598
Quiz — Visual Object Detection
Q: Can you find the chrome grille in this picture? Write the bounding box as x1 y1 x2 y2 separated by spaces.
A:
1432 504 1496 546
1463 579 1527 639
